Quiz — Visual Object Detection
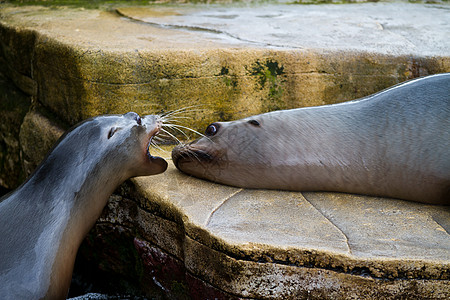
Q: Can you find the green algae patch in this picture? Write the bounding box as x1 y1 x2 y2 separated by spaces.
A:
249 59 286 112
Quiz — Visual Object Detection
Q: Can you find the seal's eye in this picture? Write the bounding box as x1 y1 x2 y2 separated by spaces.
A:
248 120 260 127
205 123 219 136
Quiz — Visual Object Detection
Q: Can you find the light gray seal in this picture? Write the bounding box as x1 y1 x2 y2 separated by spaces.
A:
0 112 167 299
172 73 450 205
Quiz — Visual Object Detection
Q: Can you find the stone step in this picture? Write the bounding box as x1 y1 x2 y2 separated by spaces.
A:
1 2 449 299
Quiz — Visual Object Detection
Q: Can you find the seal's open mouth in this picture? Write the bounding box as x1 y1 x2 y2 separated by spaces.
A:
146 129 159 160
144 120 168 174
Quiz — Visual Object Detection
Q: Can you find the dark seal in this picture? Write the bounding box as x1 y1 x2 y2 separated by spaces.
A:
172 73 450 205
0 112 167 299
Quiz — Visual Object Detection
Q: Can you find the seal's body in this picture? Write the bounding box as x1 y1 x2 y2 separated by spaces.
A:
0 112 167 299
172 73 450 205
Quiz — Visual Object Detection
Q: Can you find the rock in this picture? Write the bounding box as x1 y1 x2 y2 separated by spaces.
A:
19 107 66 176
0 74 31 188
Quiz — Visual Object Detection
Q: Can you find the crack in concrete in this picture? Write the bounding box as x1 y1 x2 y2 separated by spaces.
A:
301 193 353 255
29 71 389 87
205 188 243 227
116 9 303 50
0 56 37 96
35 54 399 85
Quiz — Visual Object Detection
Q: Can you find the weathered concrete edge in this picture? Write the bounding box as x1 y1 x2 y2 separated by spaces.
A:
96 193 450 299
125 177 450 281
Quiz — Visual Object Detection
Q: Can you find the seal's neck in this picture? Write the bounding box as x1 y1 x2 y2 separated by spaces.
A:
20 151 126 299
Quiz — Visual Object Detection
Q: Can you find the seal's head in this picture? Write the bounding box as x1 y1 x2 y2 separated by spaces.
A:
171 116 282 188
48 112 168 184
94 112 168 178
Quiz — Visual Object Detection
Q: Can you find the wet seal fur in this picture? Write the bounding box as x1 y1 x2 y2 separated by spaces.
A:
0 112 167 299
172 73 450 205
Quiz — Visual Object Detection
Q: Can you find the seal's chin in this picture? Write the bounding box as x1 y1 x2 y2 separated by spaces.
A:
147 154 167 175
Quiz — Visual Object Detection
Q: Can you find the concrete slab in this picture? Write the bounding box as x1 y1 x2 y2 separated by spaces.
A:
117 2 450 56
134 152 450 264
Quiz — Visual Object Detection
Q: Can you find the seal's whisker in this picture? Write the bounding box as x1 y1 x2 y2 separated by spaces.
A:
160 128 182 145
152 136 166 143
149 140 165 152
160 115 192 123
161 110 199 120
155 131 178 139
163 124 190 140
160 105 203 119
185 148 202 163
163 123 206 138
153 134 178 145
160 113 203 126
160 107 190 118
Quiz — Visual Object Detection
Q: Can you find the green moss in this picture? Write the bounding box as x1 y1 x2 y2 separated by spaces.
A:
250 59 284 88
288 0 448 3
249 59 285 112
218 66 236 88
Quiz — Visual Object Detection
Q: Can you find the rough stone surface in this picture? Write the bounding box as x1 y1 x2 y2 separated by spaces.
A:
0 2 449 299
0 73 31 188
116 3 450 56
19 107 66 176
